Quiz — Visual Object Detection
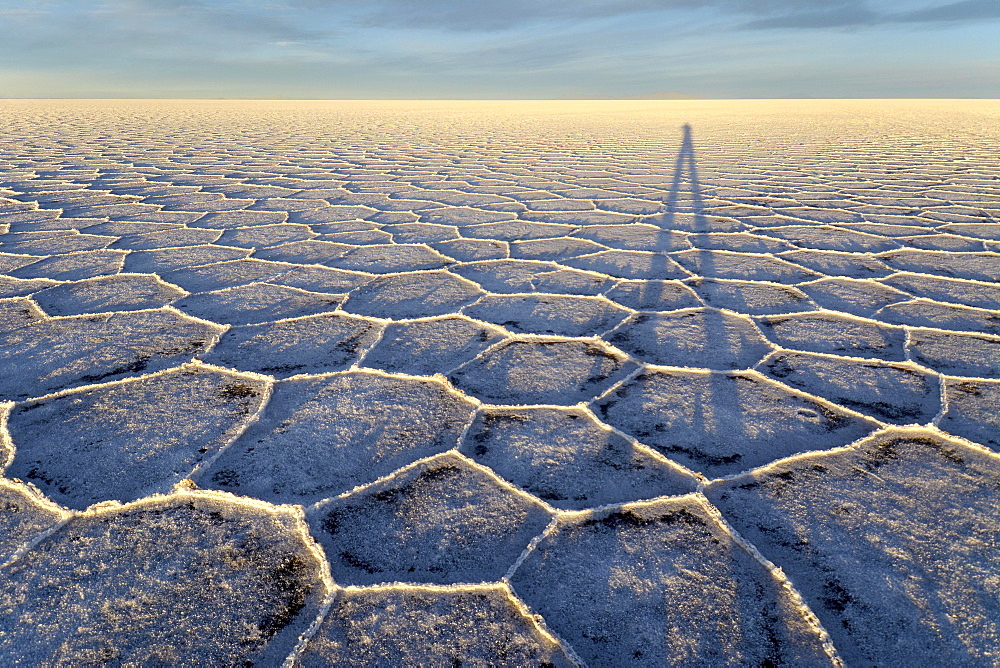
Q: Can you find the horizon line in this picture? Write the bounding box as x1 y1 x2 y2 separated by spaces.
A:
2 96 998 101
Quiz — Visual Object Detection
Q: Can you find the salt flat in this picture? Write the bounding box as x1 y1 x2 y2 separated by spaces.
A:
0 99 998 666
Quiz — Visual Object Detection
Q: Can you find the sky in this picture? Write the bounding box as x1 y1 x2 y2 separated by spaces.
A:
0 0 997 98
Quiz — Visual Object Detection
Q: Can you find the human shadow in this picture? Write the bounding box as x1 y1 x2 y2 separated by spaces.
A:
642 122 707 237
638 123 711 297
645 124 746 471
666 123 707 231
645 123 716 305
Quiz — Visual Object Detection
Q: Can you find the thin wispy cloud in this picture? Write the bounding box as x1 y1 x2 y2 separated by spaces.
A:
743 0 1000 29
0 0 995 97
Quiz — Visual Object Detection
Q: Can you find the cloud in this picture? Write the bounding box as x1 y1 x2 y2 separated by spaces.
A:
742 3 878 29
291 0 635 32
895 0 1000 22
744 0 1000 29
288 0 997 35
287 0 809 32
104 0 329 41
0 0 995 98
0 0 333 71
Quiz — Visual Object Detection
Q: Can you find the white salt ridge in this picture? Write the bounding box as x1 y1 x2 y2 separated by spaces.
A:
571 222 691 251
756 310 909 361
509 494 834 666
0 274 59 298
0 490 330 665
705 428 1000 666
199 370 477 505
463 293 630 337
759 350 941 425
908 328 1000 377
672 248 821 283
449 337 638 405
688 277 816 315
31 273 188 316
173 282 344 325
200 312 383 377
0 296 45 331
876 298 1000 336
593 367 879 477
939 378 1000 452
326 243 453 273
5 364 270 509
0 99 998 664
0 308 225 399
161 257 296 291
459 405 697 509
607 307 775 369
307 451 553 585
341 270 483 319
294 584 574 666
604 278 703 310
122 244 252 273
11 249 128 280
798 276 910 318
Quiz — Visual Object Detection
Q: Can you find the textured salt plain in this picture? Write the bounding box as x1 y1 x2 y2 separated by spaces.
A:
0 99 998 666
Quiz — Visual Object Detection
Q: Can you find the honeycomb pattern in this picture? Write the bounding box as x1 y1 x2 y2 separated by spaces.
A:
1 100 999 665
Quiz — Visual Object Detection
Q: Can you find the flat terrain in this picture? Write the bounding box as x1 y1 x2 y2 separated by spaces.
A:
1 100 998 666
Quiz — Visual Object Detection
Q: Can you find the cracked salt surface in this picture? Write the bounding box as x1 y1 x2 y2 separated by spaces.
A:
1 99 998 664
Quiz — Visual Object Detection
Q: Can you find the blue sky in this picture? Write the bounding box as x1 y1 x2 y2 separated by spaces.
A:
1 0 997 98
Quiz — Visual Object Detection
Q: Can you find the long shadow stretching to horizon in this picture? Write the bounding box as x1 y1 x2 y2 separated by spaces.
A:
636 123 709 288
665 123 707 232
652 125 740 471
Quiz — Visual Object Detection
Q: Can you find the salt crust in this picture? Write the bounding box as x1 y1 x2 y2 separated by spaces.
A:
1 100 998 664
